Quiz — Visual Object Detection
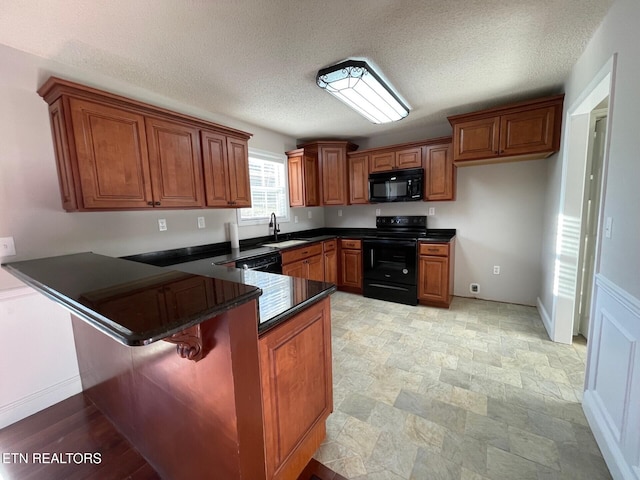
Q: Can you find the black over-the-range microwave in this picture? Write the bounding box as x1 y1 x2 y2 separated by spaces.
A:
368 167 424 202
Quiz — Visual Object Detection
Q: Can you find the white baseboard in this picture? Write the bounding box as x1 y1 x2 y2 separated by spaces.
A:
536 296 554 341
583 390 637 480
0 375 83 429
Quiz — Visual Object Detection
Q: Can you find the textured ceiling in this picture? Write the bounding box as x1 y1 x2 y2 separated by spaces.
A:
0 0 612 142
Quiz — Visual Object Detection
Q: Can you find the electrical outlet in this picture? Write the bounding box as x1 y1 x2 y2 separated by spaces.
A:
493 265 501 275
470 283 480 294
294 215 299 224
197 217 206 229
158 219 167 231
0 236 16 256
375 208 381 216
338 209 343 217
308 210 312 219
428 207 435 216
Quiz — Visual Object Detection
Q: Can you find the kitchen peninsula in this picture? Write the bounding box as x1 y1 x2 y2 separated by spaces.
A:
2 252 335 480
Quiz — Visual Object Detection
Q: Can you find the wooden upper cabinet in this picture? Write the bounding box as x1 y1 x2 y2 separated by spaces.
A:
319 144 348 205
395 147 423 169
288 141 357 207
146 117 204 208
286 148 319 207
369 146 422 172
370 151 395 172
348 155 369 205
68 98 153 209
38 76 252 211
499 106 556 157
226 137 252 207
201 133 251 207
424 143 456 201
448 94 564 166
452 117 500 162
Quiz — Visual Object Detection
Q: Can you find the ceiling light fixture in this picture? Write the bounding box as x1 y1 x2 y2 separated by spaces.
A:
316 59 409 124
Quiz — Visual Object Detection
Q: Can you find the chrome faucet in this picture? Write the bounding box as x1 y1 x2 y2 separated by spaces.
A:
268 212 280 241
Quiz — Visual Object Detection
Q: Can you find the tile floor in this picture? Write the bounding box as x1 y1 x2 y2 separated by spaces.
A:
315 292 612 480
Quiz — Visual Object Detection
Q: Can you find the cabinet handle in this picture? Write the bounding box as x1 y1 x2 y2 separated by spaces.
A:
155 202 161 206
428 248 438 252
147 201 153 206
500 150 504 154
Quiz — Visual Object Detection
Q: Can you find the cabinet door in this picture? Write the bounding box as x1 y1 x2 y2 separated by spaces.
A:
320 145 347 205
348 156 369 204
500 106 556 157
418 255 449 304
323 249 338 284
303 154 320 206
370 151 395 173
452 116 500 162
287 154 304 207
307 254 325 282
69 98 153 209
340 249 362 288
146 117 204 208
226 137 252 207
201 130 231 207
395 147 422 169
424 143 455 201
282 259 306 279
259 298 332 480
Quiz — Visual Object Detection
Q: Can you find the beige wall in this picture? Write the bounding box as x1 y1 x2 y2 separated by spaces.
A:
326 159 548 306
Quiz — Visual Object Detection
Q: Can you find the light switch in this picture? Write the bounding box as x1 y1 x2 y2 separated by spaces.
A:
605 217 612 238
0 236 16 256
158 219 167 231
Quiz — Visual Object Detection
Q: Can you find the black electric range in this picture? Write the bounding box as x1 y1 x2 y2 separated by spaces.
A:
362 216 427 306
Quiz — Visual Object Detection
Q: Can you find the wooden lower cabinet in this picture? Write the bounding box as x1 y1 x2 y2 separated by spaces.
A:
418 240 455 308
259 297 333 480
281 243 324 281
323 240 338 284
339 239 362 293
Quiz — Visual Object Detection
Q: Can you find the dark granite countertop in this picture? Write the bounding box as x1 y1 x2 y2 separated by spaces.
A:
171 259 336 334
2 251 336 345
123 228 456 268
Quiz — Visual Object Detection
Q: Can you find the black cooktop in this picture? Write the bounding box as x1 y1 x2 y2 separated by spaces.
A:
373 215 428 240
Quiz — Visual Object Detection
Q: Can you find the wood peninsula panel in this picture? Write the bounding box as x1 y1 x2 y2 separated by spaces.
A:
71 300 267 480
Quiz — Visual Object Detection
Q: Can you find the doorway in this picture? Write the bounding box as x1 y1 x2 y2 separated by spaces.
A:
575 107 608 339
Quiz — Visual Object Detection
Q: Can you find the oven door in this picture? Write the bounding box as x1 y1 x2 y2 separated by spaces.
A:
362 238 418 305
363 238 417 285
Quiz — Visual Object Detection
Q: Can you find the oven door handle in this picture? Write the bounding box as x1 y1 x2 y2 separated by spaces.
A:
363 239 417 248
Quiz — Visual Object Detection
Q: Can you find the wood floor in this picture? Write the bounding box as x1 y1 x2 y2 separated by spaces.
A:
0 393 345 480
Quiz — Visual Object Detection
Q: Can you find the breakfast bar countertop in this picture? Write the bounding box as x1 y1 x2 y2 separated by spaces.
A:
2 251 335 345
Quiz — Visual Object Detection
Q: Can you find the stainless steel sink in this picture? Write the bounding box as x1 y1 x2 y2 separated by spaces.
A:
261 239 309 248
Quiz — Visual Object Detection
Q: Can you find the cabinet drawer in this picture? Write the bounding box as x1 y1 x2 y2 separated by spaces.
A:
323 239 337 252
281 243 323 264
340 239 362 250
419 243 449 256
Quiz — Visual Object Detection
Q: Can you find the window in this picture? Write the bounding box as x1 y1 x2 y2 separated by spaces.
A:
237 149 289 225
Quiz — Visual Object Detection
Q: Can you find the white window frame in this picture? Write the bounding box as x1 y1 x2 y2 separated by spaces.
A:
236 148 290 226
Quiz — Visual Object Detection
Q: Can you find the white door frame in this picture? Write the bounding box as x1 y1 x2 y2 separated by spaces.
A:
550 54 617 344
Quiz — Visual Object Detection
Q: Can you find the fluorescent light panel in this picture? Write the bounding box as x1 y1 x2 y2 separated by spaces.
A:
316 60 409 124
